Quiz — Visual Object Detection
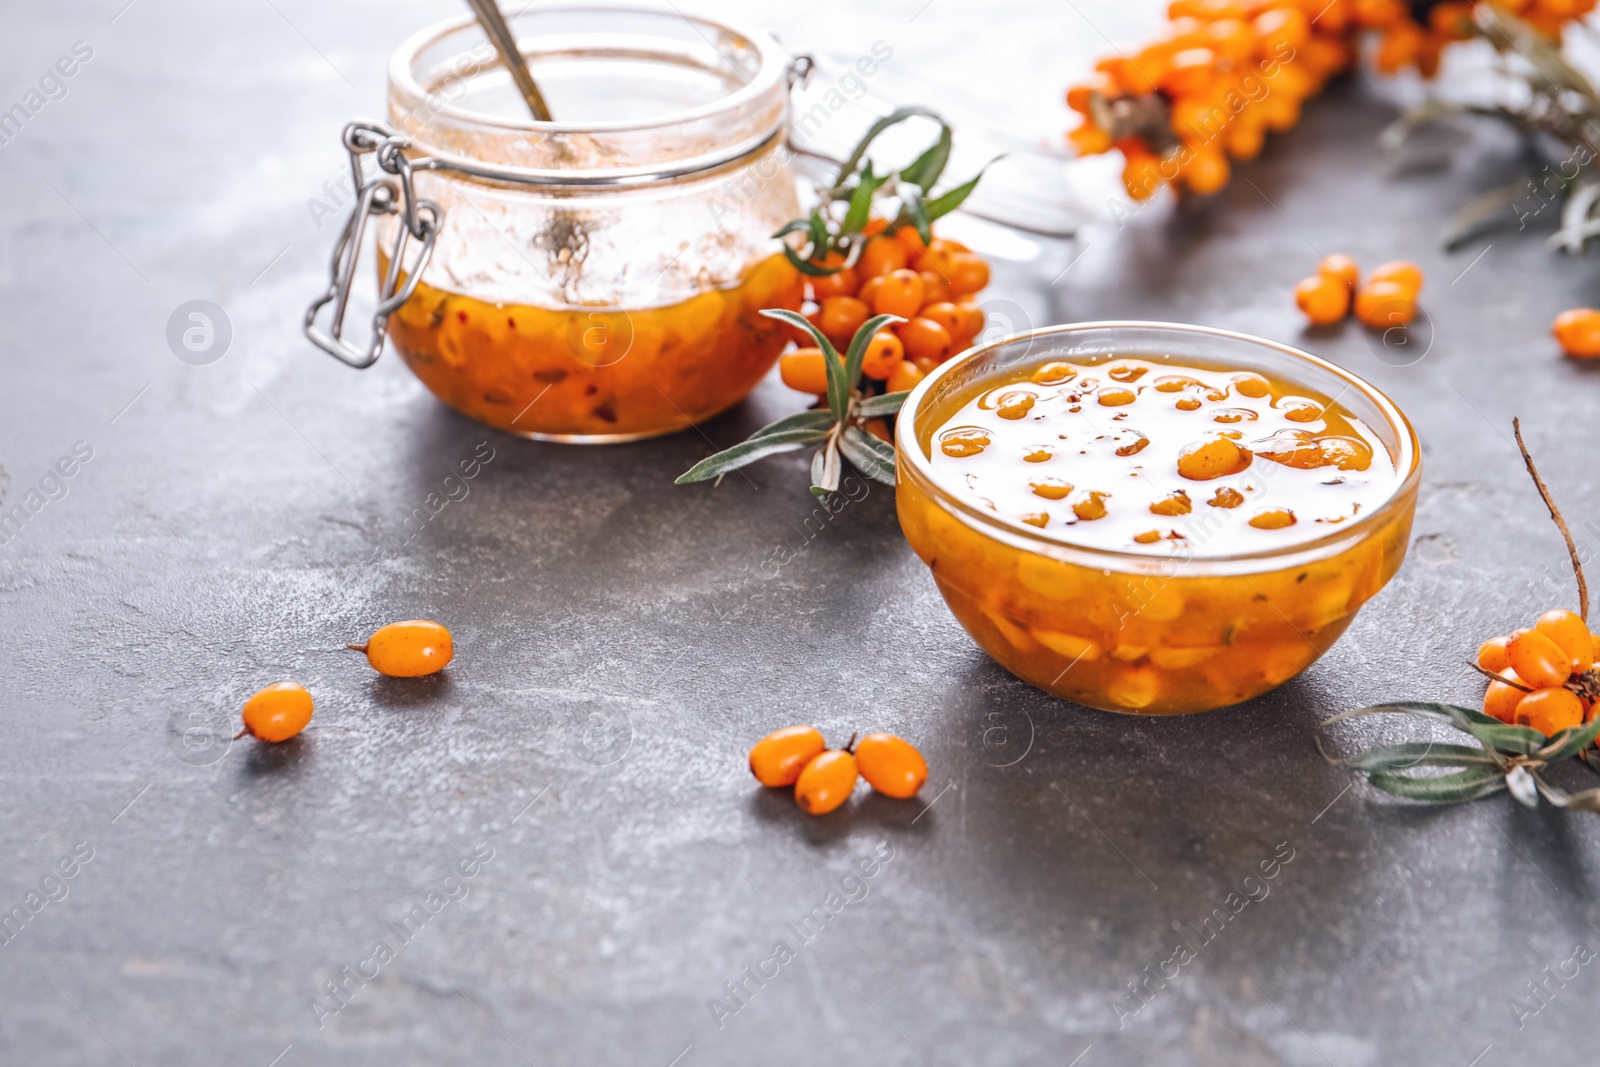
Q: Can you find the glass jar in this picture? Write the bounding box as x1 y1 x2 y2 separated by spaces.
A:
307 6 805 442
895 322 1421 715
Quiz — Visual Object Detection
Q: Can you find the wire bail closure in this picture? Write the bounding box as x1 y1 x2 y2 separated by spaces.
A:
304 120 441 369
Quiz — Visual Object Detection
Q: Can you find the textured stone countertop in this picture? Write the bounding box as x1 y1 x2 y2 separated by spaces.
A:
3 2 1598 1065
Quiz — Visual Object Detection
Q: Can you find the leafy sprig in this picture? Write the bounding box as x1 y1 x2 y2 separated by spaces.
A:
776 107 998 276
1380 6 1600 251
676 312 908 495
1319 419 1600 811
1317 702 1600 811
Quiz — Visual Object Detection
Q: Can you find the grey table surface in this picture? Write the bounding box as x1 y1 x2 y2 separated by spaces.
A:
4 2 1600 1065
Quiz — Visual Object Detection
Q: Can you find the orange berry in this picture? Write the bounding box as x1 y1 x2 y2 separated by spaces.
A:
1515 687 1586 736
918 302 968 348
1180 147 1231 196
1535 609 1596 674
1254 7 1310 51
1552 308 1600 358
817 295 869 347
1069 122 1115 156
946 253 990 296
857 274 886 309
899 317 954 363
1160 48 1218 97
864 417 891 443
955 300 985 342
748 726 826 788
854 733 928 799
886 359 926 394
779 348 833 395
1205 18 1256 61
860 330 905 380
1318 254 1360 291
1477 636 1513 674
1353 281 1416 328
1294 274 1350 326
794 748 858 815
1066 72 1116 114
873 269 925 319
858 236 909 279
1226 119 1265 161
1508 628 1573 689
1430 0 1477 37
1123 150 1164 201
913 239 958 280
917 270 951 306
893 225 928 257
1095 55 1160 95
807 257 857 301
1368 260 1423 295
351 620 453 677
1374 21 1423 72
241 682 314 743
1483 676 1525 723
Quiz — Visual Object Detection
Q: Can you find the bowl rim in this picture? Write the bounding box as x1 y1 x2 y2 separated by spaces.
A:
894 320 1422 575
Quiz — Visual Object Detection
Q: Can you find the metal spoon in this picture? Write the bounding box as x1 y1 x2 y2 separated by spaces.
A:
464 0 554 122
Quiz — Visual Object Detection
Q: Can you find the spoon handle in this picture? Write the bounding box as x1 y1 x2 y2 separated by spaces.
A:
464 0 554 122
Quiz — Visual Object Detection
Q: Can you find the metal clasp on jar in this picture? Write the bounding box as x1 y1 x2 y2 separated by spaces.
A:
304 121 442 369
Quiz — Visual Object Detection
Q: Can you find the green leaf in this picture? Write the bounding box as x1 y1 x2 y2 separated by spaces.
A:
1330 742 1498 773
814 438 842 494
675 427 833 484
1321 702 1499 732
1377 100 1513 155
1537 716 1600 762
773 218 812 240
857 390 911 418
1441 177 1538 251
781 243 839 277
840 425 897 485
900 122 953 193
901 185 932 246
834 106 943 188
842 162 888 237
761 310 847 422
808 210 829 254
842 313 903 394
926 155 1003 223
1367 766 1509 804
748 408 837 440
1463 721 1548 756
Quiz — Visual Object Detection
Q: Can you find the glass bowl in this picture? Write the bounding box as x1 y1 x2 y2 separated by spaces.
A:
894 321 1421 715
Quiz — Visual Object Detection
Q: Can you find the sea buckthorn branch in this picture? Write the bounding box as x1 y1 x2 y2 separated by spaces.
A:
1319 419 1600 809
1067 0 1596 206
776 106 997 276
676 312 906 494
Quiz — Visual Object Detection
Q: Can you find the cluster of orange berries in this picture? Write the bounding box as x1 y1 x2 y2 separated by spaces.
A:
1552 308 1600 358
1293 254 1423 328
1479 609 1600 736
749 726 927 815
779 222 990 407
1067 0 1592 201
237 620 453 744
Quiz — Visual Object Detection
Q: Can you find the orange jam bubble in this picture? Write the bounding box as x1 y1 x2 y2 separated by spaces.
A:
896 330 1419 715
383 253 803 441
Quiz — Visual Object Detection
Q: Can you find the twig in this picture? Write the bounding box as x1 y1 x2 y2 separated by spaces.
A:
1470 661 1532 691
1513 417 1589 620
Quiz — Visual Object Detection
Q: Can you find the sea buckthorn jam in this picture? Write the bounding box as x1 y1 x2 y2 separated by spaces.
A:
925 356 1396 553
306 8 808 441
897 329 1419 715
385 254 802 439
